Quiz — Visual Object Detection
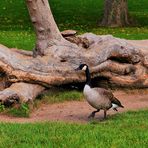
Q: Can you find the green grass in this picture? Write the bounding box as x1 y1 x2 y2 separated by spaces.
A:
1 109 148 147
0 0 148 30
0 31 35 50
1 28 148 50
7 104 30 117
0 0 148 49
35 89 83 109
0 103 30 117
0 103 5 112
41 89 83 103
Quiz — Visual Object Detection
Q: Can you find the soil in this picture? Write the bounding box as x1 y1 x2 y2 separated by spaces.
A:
0 90 147 123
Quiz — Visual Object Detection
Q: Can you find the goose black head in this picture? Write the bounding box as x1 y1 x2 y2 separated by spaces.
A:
75 64 88 71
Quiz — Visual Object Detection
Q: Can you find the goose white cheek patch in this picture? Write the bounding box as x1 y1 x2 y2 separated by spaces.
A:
82 65 87 71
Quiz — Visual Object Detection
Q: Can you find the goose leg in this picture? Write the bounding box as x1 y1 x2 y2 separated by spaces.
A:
104 110 107 119
88 109 100 118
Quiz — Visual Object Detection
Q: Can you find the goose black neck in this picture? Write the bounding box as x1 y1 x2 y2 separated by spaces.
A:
85 67 91 86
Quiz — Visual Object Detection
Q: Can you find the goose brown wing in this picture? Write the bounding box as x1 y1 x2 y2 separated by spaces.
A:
93 88 114 99
93 88 124 108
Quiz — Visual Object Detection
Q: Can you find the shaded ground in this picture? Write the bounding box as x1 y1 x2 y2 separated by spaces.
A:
0 90 147 123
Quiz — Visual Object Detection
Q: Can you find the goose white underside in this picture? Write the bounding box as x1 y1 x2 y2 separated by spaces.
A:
83 85 102 108
111 103 119 109
84 84 91 92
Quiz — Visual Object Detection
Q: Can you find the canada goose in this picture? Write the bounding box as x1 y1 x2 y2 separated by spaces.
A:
75 64 124 119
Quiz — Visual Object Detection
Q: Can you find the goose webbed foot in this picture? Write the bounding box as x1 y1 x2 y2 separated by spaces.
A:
113 108 118 111
88 112 95 119
88 109 100 119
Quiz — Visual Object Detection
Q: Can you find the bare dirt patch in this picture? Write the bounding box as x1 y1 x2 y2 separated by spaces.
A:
0 90 147 123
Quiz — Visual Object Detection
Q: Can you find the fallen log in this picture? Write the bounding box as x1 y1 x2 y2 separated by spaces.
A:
0 34 147 105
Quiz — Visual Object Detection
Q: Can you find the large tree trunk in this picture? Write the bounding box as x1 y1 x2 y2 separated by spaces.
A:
26 0 68 57
100 0 131 27
0 0 147 106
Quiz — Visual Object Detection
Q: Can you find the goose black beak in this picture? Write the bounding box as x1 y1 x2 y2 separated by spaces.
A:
75 67 81 71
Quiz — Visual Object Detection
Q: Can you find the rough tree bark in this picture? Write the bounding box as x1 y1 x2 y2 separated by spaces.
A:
0 0 147 106
26 0 71 57
100 0 131 27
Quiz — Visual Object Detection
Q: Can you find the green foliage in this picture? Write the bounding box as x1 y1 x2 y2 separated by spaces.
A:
7 103 30 117
1 109 148 147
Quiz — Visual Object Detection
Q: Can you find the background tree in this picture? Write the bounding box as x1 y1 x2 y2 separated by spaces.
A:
100 0 131 27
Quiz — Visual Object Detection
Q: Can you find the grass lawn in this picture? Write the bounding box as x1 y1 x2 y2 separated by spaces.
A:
1 109 148 147
0 1 148 147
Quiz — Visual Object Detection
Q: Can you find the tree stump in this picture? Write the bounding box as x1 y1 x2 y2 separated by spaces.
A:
100 0 131 27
